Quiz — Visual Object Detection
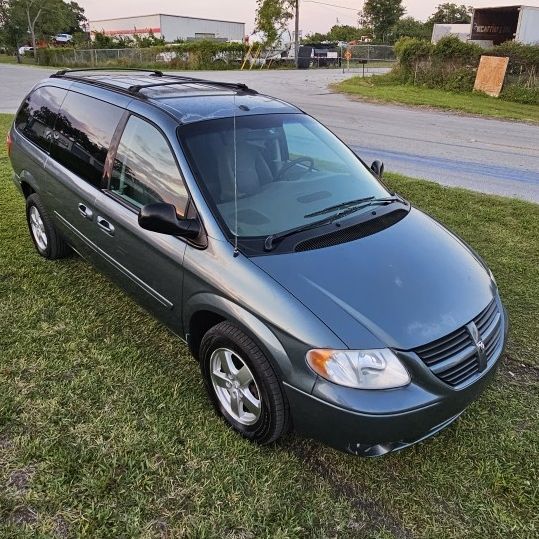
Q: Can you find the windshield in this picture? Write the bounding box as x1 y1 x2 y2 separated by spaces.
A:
179 113 389 237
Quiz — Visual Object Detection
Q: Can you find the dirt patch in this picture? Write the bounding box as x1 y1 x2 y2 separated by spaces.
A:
0 433 12 450
150 518 169 538
9 505 38 525
500 356 539 384
287 439 413 539
224 530 255 539
7 466 35 492
53 514 70 539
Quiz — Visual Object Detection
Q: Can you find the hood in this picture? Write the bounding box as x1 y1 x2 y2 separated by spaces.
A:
252 208 495 350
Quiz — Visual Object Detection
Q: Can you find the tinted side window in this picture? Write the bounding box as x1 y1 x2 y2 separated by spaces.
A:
283 122 346 172
51 92 123 187
110 116 188 215
15 86 67 153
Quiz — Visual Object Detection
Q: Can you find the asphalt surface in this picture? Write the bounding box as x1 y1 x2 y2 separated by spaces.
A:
1 63 538 202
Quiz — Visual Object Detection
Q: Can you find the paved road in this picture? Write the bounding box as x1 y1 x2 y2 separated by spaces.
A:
1 63 538 202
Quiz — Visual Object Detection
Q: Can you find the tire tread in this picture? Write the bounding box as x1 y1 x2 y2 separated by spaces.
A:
26 193 71 259
200 321 290 445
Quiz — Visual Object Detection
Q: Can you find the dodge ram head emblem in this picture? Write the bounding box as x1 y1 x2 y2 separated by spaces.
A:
466 322 487 371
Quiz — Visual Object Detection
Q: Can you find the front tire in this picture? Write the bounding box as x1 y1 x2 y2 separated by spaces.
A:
26 193 70 259
200 321 289 445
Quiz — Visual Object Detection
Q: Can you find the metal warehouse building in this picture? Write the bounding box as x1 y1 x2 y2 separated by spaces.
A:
89 14 245 42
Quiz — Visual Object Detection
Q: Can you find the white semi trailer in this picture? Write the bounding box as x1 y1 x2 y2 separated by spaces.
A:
471 5 539 45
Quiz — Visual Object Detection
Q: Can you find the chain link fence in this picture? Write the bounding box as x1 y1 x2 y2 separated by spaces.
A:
340 45 396 74
295 44 395 72
39 47 245 70
39 44 396 73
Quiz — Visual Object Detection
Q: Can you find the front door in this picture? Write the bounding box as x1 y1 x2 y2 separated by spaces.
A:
91 114 190 331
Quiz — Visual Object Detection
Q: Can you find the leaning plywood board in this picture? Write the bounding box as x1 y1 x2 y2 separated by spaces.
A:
474 55 509 97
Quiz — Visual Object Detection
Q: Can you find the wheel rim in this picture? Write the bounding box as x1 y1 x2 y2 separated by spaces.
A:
29 206 48 251
210 348 262 426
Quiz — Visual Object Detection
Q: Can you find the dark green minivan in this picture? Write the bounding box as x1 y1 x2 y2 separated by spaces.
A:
8 69 507 455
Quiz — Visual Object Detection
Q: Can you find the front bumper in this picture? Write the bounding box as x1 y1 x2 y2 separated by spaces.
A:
284 304 507 456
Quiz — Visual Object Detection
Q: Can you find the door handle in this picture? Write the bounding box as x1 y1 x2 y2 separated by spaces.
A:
96 216 115 236
78 203 93 220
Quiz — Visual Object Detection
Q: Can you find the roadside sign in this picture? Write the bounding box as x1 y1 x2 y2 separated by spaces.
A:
344 50 352 60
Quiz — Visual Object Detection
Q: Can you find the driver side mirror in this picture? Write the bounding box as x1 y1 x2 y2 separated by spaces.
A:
370 160 384 179
138 202 200 239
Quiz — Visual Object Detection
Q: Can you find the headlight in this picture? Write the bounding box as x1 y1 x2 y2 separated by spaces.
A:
488 267 497 286
306 348 410 389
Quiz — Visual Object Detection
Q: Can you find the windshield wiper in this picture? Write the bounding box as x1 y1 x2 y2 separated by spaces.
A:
304 196 404 219
304 196 375 218
264 213 339 251
265 195 407 251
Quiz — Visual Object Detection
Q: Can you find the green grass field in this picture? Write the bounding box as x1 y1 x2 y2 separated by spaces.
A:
334 76 539 123
0 54 36 65
0 112 538 537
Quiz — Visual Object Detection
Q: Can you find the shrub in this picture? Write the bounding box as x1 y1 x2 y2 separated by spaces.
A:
394 37 433 69
91 32 129 49
500 84 539 105
37 41 247 70
432 36 482 65
485 42 538 94
487 41 539 73
392 36 538 102
394 36 479 89
132 31 165 48
36 47 63 65
442 67 476 92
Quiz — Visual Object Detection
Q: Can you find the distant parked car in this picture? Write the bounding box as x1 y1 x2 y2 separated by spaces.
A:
18 46 34 55
7 69 507 456
53 33 72 44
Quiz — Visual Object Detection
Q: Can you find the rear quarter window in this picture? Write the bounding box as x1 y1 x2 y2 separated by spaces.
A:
15 86 67 153
50 91 123 187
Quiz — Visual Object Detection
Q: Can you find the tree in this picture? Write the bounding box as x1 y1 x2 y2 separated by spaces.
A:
428 3 472 24
360 0 405 43
3 0 86 58
0 0 25 60
254 0 296 46
389 17 431 43
133 30 165 48
302 31 328 43
328 24 364 42
302 24 371 44
65 1 86 34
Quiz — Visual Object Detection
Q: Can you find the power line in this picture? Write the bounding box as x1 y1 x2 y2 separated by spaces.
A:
303 0 359 11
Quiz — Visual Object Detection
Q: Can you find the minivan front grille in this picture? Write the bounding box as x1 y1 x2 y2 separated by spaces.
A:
413 299 502 387
294 209 408 252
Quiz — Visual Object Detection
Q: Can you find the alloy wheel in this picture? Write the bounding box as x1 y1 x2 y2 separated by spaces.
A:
210 347 262 426
29 205 48 251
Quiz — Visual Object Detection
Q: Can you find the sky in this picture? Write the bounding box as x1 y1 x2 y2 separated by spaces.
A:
81 0 539 34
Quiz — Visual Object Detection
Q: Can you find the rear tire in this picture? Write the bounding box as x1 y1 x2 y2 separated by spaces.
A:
26 193 70 259
200 321 290 445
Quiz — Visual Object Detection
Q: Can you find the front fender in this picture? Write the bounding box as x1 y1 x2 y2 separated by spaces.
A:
183 293 321 393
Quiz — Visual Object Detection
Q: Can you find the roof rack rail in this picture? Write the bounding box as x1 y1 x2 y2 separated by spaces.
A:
51 67 164 77
49 69 257 98
128 77 257 95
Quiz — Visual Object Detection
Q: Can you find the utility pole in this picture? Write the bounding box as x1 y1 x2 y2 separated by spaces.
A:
294 0 299 68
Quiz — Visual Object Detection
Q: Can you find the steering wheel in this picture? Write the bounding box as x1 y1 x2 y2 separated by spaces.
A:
277 157 315 180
